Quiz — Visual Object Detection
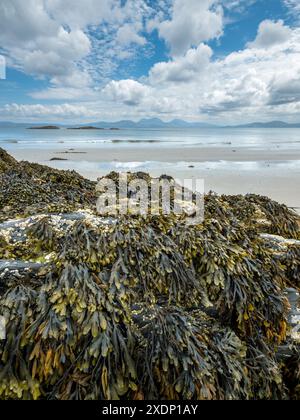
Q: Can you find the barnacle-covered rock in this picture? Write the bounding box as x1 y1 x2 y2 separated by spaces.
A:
0 260 48 295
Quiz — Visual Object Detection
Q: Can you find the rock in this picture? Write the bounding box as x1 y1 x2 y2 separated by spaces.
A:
67 126 104 130
27 126 60 130
0 260 48 295
0 150 300 400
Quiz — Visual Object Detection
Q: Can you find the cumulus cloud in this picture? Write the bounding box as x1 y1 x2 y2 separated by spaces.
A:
248 20 291 49
149 44 212 84
2 1 300 123
0 0 153 96
0 0 91 88
268 70 300 106
102 79 150 106
202 69 269 114
10 17 300 123
157 0 223 56
200 23 300 118
147 20 300 120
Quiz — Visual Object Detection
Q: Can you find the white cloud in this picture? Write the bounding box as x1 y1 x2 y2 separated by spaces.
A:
268 69 300 106
116 25 146 46
202 69 269 114
197 22 300 118
157 0 223 56
2 103 99 119
248 20 291 49
30 86 96 101
283 0 300 16
0 0 154 94
102 20 300 122
0 0 91 87
44 0 119 29
0 55 6 79
102 79 150 106
221 0 258 13
10 17 300 124
2 1 300 123
149 44 212 83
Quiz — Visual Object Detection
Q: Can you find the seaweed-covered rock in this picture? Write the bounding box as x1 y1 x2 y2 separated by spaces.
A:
0 148 97 222
0 150 299 400
0 149 18 172
134 305 249 400
0 260 47 295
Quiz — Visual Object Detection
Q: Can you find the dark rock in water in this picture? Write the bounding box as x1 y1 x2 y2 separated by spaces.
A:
27 126 60 130
59 151 87 154
5 140 18 144
67 126 104 130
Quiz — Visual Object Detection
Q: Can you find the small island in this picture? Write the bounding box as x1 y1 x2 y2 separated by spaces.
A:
67 126 104 130
27 125 60 130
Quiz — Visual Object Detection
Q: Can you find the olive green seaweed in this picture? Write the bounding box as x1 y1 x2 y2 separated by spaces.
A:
0 149 299 400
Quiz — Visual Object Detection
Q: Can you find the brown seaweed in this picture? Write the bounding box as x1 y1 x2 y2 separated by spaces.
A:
0 149 299 400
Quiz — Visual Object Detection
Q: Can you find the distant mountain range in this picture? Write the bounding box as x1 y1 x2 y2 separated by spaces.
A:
78 118 217 129
1 118 300 129
225 121 300 128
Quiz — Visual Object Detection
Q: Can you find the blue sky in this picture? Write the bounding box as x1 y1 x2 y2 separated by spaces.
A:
0 0 300 123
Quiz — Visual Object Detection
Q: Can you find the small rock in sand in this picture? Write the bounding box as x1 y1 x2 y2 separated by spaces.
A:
50 157 68 161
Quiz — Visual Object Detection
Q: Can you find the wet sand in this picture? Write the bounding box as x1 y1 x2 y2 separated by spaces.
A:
9 145 300 209
11 145 300 163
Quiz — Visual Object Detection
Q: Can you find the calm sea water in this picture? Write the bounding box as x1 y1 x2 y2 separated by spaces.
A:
1 126 300 151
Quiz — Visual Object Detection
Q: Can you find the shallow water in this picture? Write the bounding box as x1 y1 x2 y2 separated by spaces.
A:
1 126 300 151
43 158 300 174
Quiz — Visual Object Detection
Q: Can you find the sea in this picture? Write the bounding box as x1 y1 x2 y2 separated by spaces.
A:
1 126 300 150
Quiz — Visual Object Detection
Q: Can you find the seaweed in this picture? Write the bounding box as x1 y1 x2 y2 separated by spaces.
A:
0 148 97 222
0 150 299 400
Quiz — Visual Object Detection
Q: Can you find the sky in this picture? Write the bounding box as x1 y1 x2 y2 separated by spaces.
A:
0 0 300 124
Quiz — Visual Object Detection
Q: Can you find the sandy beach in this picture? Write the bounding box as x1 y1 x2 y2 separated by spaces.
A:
9 145 300 209
10 145 300 163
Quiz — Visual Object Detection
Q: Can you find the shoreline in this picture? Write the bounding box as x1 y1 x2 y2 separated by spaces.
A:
7 146 300 209
9 145 300 163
